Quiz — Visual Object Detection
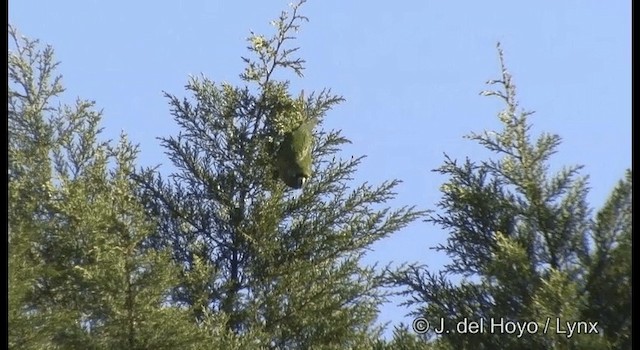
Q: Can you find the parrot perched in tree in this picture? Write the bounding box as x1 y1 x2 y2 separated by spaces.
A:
275 117 318 189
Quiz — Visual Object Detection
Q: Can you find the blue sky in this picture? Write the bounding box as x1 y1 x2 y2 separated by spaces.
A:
10 0 631 337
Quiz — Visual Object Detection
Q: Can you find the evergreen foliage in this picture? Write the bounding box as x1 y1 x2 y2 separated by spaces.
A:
386 44 631 350
8 3 630 349
133 1 425 348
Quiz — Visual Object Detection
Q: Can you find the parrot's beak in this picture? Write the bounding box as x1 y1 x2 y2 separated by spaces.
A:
296 176 308 188
287 174 308 189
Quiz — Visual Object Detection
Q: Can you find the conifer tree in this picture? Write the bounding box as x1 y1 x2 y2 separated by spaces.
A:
583 170 631 348
387 44 630 349
8 25 239 350
134 1 425 348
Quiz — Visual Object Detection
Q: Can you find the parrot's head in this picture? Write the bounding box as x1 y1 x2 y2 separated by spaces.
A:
291 173 309 189
277 165 310 189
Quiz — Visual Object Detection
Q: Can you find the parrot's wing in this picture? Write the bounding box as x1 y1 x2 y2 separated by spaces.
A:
296 136 313 162
293 118 317 161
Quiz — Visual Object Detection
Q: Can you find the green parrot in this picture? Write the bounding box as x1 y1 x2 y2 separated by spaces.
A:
275 117 318 189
